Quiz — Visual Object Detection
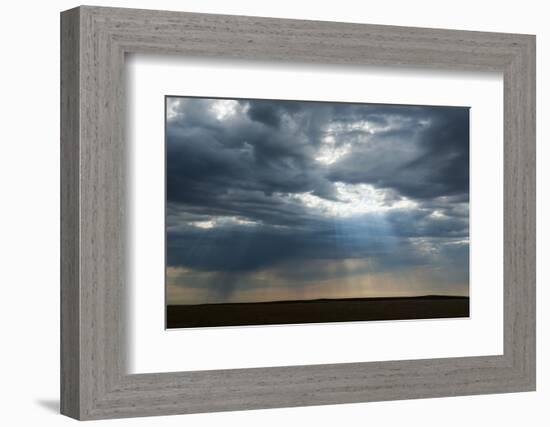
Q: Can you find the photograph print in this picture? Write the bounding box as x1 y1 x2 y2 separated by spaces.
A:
165 96 470 328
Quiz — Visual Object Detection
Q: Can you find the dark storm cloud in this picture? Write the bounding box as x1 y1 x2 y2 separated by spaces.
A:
167 99 468 209
247 100 283 127
328 106 469 199
166 205 468 274
166 100 338 204
165 97 469 296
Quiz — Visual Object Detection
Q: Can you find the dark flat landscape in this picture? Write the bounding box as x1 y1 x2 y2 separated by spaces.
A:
166 295 469 329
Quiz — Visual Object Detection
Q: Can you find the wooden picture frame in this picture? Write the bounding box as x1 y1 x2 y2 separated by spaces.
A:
60 5 536 420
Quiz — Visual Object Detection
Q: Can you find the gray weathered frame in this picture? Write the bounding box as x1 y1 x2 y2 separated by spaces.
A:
60 5 536 420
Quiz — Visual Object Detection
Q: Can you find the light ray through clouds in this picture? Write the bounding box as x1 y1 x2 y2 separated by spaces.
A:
166 96 469 305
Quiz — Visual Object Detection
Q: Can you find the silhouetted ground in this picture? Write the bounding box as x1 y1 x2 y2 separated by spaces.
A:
166 295 469 328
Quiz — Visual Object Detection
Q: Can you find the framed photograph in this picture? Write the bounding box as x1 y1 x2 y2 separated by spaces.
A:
61 6 536 420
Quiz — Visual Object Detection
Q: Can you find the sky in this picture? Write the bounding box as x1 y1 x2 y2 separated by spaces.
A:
165 96 470 305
